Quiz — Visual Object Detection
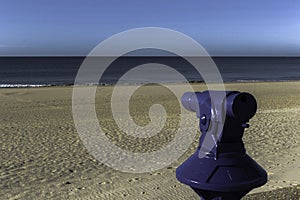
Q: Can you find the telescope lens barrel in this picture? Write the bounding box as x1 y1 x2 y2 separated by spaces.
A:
181 91 257 121
226 92 257 120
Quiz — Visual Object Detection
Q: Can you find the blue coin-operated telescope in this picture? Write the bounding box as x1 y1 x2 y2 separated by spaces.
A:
176 91 267 200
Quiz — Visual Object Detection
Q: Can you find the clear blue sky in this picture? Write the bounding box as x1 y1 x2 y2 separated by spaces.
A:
1 0 299 56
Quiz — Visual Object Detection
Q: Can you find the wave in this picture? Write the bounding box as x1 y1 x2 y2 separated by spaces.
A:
235 79 299 83
0 83 110 88
0 84 52 88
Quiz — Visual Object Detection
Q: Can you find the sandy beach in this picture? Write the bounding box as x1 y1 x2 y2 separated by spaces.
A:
0 81 300 199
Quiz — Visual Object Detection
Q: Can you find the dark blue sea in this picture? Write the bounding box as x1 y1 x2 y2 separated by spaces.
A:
0 57 300 87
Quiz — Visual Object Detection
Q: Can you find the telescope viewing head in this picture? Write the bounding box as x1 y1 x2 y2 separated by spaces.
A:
181 91 257 146
181 91 257 121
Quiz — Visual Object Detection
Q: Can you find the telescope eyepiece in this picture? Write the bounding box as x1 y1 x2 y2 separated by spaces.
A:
181 92 200 113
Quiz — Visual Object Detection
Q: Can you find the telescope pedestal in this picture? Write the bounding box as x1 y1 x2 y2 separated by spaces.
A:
176 91 268 200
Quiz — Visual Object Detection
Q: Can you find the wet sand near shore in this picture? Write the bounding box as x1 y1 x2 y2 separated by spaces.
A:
0 81 299 199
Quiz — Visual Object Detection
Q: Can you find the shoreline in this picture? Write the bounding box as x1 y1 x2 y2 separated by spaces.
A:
1 79 300 88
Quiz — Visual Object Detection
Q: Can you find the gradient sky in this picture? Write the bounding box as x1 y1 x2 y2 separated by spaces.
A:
1 0 300 56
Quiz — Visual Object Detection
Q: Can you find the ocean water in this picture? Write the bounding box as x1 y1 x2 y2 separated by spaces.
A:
0 57 299 87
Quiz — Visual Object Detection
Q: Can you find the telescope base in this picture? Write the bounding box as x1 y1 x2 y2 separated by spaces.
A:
192 187 250 200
